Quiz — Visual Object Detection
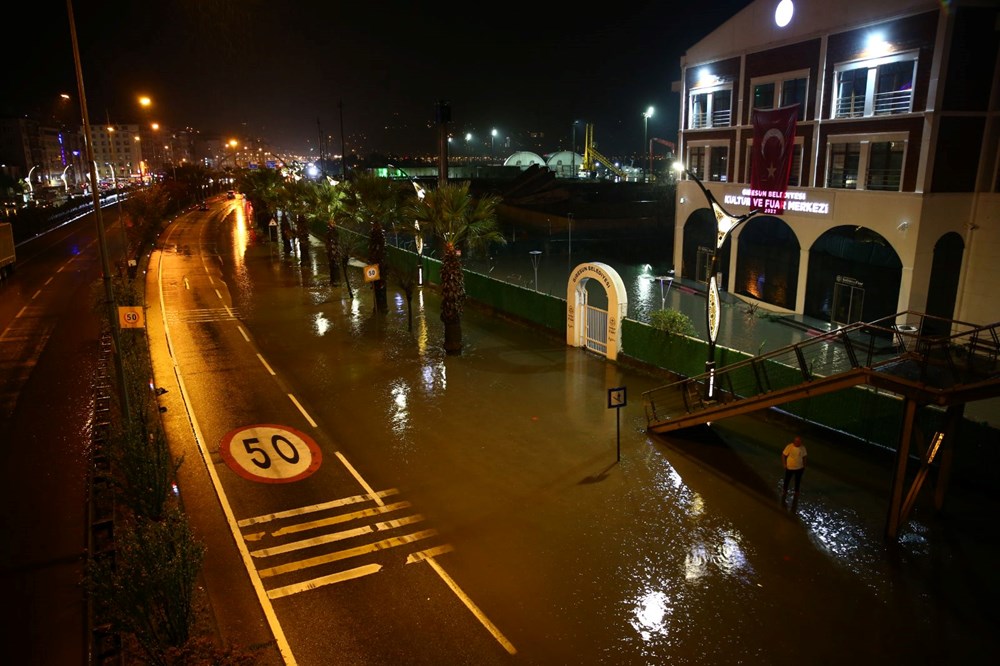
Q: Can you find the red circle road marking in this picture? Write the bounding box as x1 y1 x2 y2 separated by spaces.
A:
219 424 322 484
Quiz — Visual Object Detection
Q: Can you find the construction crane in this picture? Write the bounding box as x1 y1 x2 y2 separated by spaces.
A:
581 123 628 181
649 137 677 180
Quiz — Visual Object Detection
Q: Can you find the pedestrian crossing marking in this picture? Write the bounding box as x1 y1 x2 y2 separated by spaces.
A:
237 489 399 527
271 500 412 537
250 513 425 558
256 529 438 579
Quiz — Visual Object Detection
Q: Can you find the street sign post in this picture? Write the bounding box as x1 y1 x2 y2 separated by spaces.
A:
608 386 627 461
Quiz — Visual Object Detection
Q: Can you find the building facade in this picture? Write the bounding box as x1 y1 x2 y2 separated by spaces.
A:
673 0 1000 330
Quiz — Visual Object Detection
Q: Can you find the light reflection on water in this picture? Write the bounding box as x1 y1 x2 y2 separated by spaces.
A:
313 312 330 336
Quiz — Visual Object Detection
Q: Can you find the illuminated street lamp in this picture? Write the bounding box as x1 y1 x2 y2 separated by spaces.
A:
643 106 655 179
673 162 761 398
491 128 498 163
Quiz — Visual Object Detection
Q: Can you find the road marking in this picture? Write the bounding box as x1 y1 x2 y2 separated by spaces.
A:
208 275 215 284
184 277 190 290
237 490 400 527
31 290 40 299
224 305 234 317
335 451 383 507
257 353 276 376
256 530 438 578
219 424 322 484
44 277 53 285
16 306 27 318
215 288 223 300
288 394 317 427
237 325 250 342
250 514 426 558
270 500 412 537
266 563 382 600
426 556 517 655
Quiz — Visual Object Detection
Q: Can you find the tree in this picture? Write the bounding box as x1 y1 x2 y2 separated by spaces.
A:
235 167 286 232
342 173 407 315
407 181 505 354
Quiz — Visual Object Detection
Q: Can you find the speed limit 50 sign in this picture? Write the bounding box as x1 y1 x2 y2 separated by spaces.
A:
219 424 322 483
118 306 145 329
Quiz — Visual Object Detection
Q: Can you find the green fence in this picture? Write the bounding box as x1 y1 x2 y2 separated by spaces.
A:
304 221 998 466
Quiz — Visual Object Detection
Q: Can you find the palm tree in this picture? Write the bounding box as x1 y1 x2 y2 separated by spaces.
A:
407 181 505 354
235 168 285 232
342 172 406 315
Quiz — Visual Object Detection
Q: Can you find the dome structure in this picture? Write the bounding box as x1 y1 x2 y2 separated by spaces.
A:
545 151 583 178
503 151 546 169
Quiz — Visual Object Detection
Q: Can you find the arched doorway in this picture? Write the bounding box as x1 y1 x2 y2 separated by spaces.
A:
567 262 628 360
733 216 800 310
804 225 902 324
924 232 965 336
681 208 724 285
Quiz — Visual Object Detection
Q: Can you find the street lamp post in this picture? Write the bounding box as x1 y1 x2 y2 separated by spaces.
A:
643 106 655 180
530 250 542 292
571 120 579 179
674 163 761 399
491 128 497 164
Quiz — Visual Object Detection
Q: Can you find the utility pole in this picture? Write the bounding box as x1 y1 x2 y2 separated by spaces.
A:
66 0 131 422
338 100 347 179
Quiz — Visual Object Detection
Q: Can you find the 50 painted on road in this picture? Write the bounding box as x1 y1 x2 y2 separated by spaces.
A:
219 424 322 483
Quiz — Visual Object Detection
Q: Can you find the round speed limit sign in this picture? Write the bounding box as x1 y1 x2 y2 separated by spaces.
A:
219 424 322 483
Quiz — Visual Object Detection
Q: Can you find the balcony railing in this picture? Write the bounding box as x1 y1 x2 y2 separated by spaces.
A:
834 95 865 118
873 89 913 115
711 109 732 127
866 168 902 191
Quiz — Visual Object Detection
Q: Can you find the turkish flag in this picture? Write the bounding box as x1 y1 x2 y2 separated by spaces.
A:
750 105 798 214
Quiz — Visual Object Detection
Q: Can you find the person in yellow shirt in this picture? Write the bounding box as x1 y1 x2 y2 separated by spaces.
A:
781 435 808 500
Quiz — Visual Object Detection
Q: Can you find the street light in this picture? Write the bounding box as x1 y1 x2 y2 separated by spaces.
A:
571 120 580 179
491 128 498 164
643 106 655 179
530 250 542 292
673 162 761 399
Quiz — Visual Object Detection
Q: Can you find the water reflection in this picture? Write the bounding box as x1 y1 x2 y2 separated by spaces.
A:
388 379 409 436
313 312 330 336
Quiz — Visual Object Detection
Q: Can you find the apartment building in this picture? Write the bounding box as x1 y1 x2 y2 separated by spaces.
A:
673 0 1000 331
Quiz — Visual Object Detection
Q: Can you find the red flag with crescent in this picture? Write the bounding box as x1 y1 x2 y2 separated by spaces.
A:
750 105 798 214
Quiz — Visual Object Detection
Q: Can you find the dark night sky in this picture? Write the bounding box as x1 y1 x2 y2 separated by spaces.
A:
10 0 754 158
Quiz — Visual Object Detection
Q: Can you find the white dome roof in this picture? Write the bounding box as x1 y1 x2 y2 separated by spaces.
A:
504 151 546 168
545 151 582 167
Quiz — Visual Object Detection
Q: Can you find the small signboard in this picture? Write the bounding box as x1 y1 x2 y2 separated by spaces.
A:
364 264 380 283
118 306 145 329
607 386 627 409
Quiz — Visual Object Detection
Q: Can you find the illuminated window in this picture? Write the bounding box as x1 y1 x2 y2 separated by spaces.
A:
688 142 729 182
826 134 907 191
827 142 861 189
689 84 732 129
832 52 917 119
751 70 809 120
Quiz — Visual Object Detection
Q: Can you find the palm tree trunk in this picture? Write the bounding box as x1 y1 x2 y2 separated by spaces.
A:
443 319 462 355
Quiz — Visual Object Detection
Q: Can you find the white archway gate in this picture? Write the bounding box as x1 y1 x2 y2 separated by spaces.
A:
566 262 628 361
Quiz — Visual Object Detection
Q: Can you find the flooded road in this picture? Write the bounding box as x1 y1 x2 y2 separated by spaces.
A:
217 214 998 664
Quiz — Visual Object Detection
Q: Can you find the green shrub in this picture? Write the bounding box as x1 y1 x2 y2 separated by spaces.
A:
649 309 695 337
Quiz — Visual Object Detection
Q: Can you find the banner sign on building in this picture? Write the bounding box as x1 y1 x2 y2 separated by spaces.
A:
750 105 798 215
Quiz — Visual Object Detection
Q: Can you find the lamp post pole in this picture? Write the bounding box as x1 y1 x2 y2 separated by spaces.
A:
676 165 761 399
643 106 654 181
491 128 497 164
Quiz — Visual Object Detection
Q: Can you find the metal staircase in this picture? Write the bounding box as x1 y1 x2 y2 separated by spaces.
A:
641 311 1000 539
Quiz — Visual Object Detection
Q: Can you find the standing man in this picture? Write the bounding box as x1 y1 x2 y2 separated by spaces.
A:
782 435 808 500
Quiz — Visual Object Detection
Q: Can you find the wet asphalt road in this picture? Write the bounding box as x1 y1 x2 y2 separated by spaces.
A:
146 201 999 664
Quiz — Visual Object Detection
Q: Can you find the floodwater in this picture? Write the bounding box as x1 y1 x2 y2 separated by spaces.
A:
223 215 999 664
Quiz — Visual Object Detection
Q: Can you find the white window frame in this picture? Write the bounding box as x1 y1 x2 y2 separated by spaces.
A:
831 51 918 119
687 140 731 182
749 69 811 115
824 132 908 191
688 83 733 129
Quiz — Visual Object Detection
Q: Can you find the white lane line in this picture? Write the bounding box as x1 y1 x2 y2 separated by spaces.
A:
270 501 411 537
406 544 454 563
224 305 234 317
335 451 384 507
16 306 27 318
256 530 437 578
288 394 317 428
250 514 425 558
425 556 517 655
267 563 382 600
237 490 400 527
208 275 215 284
257 353 276 376
237 325 250 342
156 249 298 665
44 277 53 285
184 277 190 290
31 290 41 300
215 288 223 300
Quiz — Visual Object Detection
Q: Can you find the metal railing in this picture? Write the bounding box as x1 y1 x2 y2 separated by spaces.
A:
643 311 1000 429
